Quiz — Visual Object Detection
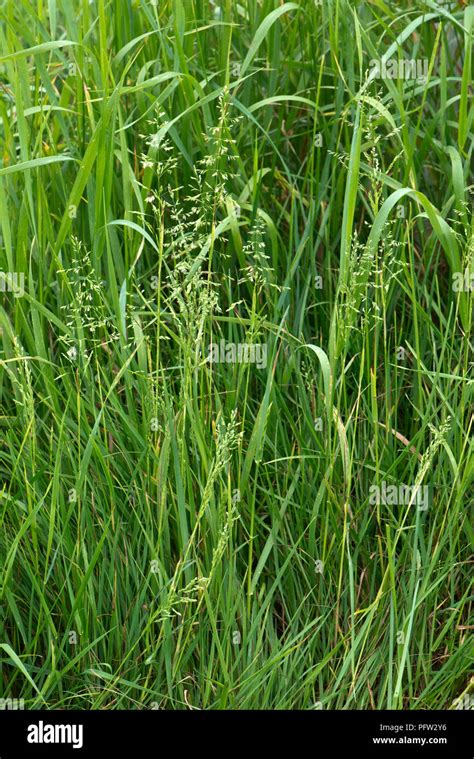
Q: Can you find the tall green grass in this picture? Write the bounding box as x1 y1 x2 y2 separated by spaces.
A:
0 0 472 710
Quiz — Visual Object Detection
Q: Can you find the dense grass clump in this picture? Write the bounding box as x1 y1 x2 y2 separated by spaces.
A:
0 0 472 710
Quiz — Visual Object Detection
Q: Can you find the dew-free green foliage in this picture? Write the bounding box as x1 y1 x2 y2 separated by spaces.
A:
0 0 472 710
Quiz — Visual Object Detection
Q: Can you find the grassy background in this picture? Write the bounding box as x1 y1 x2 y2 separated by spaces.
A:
0 0 472 710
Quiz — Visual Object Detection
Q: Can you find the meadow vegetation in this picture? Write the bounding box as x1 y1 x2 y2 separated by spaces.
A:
0 0 472 710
